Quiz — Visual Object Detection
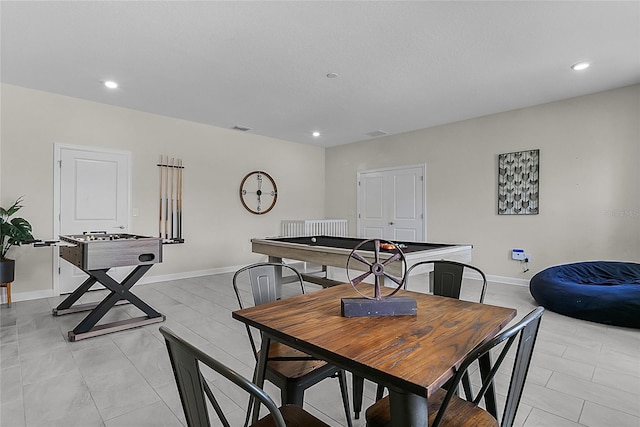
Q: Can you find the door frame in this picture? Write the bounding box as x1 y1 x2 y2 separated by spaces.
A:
356 163 427 241
52 143 132 295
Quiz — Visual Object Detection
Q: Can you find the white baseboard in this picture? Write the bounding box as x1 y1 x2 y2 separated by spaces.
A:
5 268 529 304
2 289 56 304
486 274 530 287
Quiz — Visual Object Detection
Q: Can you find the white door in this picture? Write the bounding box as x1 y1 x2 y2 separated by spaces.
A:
357 165 425 241
55 145 131 294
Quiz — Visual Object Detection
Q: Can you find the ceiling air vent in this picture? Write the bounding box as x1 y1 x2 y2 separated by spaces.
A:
232 126 252 132
366 130 388 138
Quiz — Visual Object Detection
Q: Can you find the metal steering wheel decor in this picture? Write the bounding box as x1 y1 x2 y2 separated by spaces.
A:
346 239 407 298
342 239 417 317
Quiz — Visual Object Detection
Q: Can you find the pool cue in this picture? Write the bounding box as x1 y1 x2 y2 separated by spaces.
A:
170 157 175 240
164 155 169 239
158 155 163 238
177 158 183 240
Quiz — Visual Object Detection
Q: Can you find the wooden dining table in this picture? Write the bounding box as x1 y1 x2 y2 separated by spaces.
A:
232 283 517 427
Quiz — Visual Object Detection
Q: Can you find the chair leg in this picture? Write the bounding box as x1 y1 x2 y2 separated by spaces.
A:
338 370 353 427
354 377 386 418
479 353 498 418
352 374 364 419
461 371 473 401
375 384 385 401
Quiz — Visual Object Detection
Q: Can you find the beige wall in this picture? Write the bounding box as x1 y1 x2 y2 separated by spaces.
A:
1 84 325 300
325 85 640 282
2 83 638 300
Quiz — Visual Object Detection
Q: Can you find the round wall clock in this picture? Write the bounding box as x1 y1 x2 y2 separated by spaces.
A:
239 171 278 215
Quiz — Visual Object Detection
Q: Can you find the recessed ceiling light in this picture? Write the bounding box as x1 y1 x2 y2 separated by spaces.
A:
326 73 339 79
312 131 321 137
570 62 590 71
104 80 118 89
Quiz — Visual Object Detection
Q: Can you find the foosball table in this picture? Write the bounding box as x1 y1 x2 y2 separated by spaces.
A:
53 233 165 341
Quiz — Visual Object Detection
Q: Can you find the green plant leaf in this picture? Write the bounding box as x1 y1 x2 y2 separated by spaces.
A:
1 197 34 259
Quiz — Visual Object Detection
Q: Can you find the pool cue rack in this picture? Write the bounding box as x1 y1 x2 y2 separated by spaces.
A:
158 155 185 244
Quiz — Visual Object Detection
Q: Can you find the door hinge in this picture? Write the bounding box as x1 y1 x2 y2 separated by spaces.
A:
421 175 424 181
58 160 62 168
58 267 61 274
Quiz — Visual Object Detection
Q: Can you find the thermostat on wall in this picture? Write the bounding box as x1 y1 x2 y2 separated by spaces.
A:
512 249 526 261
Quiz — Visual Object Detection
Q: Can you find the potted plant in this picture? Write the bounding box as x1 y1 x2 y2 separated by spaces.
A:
1 197 35 285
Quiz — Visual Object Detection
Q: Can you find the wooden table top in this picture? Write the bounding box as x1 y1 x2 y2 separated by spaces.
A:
232 283 517 398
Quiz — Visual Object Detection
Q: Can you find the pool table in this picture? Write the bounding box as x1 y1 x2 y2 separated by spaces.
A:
251 235 473 286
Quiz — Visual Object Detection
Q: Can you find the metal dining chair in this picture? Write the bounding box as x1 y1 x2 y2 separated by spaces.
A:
365 307 545 427
352 260 489 418
404 259 488 302
233 262 353 427
159 326 330 427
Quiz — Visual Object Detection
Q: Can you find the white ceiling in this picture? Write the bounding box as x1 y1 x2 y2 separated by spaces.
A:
2 1 639 148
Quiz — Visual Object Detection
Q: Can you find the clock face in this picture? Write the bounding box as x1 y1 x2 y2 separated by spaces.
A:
239 171 278 215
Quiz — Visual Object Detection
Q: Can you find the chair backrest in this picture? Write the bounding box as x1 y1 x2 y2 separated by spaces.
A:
233 262 305 356
431 306 545 427
159 325 286 427
405 260 488 303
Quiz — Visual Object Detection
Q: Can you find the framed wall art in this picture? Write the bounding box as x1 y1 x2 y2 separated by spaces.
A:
498 149 539 215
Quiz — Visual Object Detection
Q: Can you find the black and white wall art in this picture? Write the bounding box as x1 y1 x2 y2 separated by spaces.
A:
498 149 540 215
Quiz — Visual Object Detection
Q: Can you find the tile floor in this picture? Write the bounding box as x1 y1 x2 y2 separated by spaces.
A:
1 268 639 426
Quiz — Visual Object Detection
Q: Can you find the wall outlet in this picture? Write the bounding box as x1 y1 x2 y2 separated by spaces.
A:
512 249 526 261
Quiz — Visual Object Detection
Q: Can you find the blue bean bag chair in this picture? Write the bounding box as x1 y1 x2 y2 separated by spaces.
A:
530 261 640 328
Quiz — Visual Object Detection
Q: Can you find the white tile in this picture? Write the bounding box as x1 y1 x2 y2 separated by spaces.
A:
104 400 182 427
0 325 18 344
592 366 640 394
1 274 638 427
531 351 594 381
0 365 23 404
23 371 103 426
17 324 67 356
72 340 132 379
547 372 639 417
562 345 640 377
20 345 78 386
523 408 584 427
110 327 165 356
84 365 161 421
0 397 26 427
520 381 584 422
601 338 640 359
538 327 601 353
0 309 18 327
127 346 175 388
152 381 186 425
532 336 567 357
0 341 19 370
580 401 640 427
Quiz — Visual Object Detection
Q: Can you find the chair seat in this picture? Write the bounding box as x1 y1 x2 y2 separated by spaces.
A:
253 404 331 427
365 389 498 427
262 342 331 379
